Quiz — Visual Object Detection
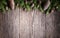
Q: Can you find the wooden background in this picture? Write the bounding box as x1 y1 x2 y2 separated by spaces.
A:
0 8 60 38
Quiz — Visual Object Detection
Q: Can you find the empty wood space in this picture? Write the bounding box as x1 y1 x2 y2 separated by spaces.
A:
0 8 60 38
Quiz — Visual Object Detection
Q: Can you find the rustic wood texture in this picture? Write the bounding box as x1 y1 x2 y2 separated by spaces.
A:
20 10 46 38
0 9 60 38
20 9 34 38
0 8 19 38
46 11 60 38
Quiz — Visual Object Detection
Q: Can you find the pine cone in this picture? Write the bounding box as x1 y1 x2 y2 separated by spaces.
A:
9 0 15 10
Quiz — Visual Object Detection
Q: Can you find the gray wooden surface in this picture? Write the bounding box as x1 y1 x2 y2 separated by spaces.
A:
0 8 60 38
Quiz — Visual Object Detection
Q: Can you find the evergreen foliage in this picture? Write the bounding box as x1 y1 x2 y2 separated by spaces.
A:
0 0 60 14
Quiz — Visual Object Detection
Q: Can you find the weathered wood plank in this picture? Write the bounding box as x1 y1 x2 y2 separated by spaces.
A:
20 10 34 38
32 10 46 38
46 11 60 38
0 12 4 38
53 11 60 38
0 9 60 38
0 8 20 38
46 13 55 38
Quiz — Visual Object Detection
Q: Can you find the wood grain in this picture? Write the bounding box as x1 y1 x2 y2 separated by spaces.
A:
0 8 19 38
0 9 60 38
